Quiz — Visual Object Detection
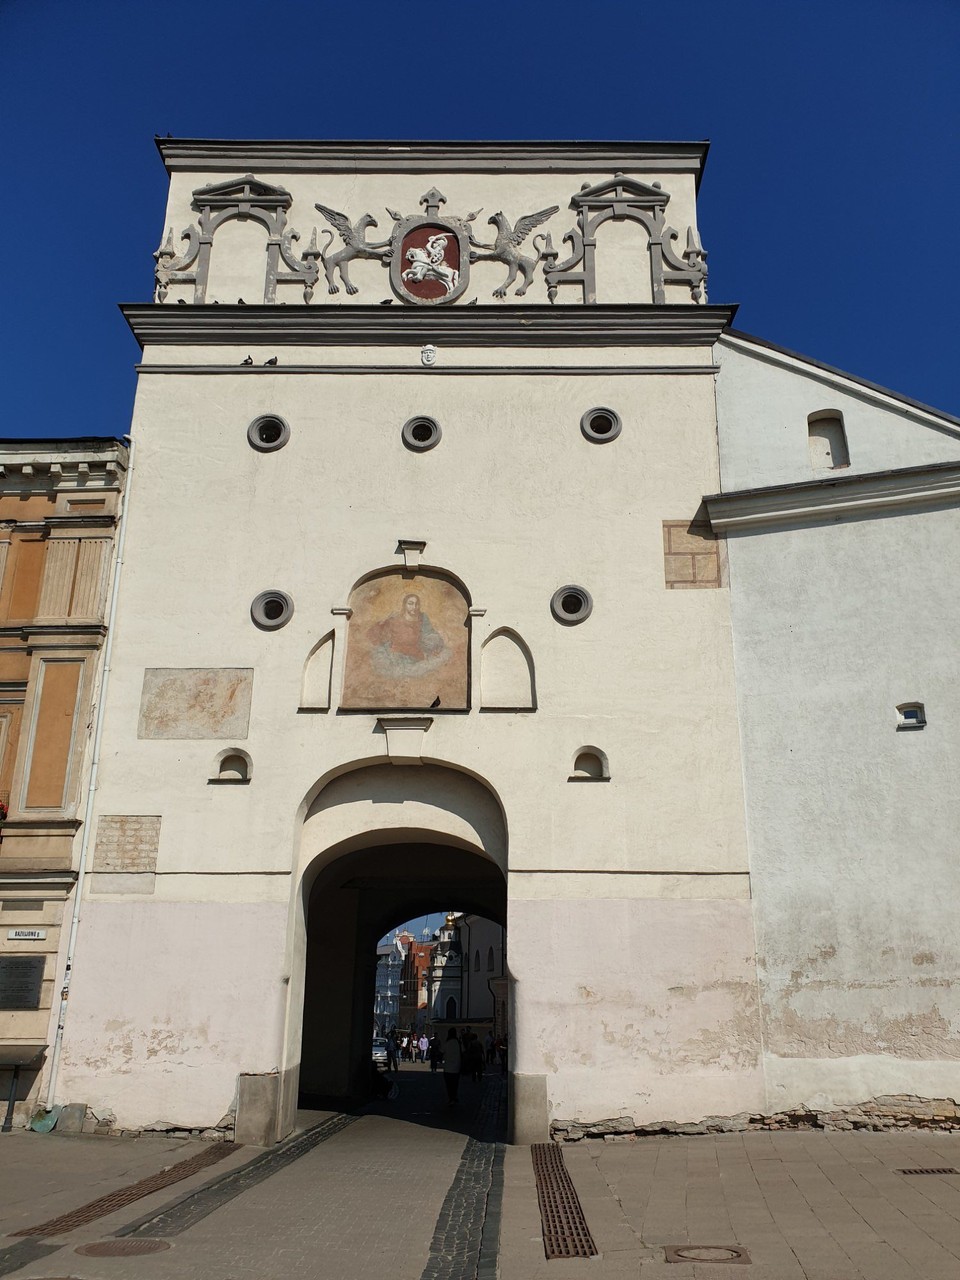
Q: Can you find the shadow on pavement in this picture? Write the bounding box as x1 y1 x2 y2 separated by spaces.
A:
299 1061 507 1140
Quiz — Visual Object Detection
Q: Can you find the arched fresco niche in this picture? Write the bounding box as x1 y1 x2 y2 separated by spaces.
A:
341 569 470 711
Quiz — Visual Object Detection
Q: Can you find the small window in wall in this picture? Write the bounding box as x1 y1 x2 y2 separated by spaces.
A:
445 996 458 1020
474 949 480 972
808 411 850 470
486 946 495 972
896 703 926 731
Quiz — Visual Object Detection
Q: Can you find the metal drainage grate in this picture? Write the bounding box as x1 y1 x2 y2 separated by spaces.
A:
665 1245 750 1264
76 1238 171 1256
530 1143 597 1260
897 1167 959 1176
13 1141 236 1237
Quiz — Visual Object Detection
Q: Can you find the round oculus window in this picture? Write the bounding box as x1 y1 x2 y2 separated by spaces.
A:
580 406 622 443
247 415 290 452
402 416 442 452
251 590 294 630
551 585 593 625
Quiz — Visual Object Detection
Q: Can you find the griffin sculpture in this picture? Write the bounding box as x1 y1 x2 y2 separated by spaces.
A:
470 206 560 297
314 204 391 295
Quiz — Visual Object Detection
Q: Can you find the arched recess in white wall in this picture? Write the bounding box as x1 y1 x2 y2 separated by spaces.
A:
209 748 253 784
569 747 610 781
300 631 334 711
480 628 536 711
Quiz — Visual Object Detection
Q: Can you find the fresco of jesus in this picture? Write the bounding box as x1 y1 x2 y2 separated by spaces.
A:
368 593 450 679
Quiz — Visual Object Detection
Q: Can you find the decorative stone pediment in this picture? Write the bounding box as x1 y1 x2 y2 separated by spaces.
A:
191 174 292 212
571 173 670 210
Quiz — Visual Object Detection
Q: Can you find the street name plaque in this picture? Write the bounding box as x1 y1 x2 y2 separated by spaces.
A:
0 955 45 1009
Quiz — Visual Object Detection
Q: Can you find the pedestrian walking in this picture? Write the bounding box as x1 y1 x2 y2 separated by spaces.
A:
484 1031 495 1065
418 1033 429 1063
464 1032 484 1083
441 1028 462 1104
386 1031 399 1073
428 1036 442 1072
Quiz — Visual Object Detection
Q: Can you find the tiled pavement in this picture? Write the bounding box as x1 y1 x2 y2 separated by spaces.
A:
0 1065 499 1280
502 1128 960 1279
4 1076 960 1279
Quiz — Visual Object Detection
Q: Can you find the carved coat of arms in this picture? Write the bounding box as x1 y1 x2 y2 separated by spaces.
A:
312 186 559 305
386 188 474 305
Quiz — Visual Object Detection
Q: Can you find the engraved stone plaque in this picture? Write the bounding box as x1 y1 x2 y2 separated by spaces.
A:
0 954 45 1009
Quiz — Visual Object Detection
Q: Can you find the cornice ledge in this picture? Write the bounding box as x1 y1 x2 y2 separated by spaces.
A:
156 138 709 181
0 867 78 891
121 303 737 350
704 460 960 531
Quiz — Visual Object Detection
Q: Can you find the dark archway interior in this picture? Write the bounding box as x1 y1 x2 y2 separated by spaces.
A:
298 841 506 1105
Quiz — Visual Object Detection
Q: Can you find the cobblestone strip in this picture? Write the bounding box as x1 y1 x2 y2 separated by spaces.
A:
10 1140 236 1237
421 1077 506 1280
476 1141 505 1280
0 1238 62 1279
116 1112 359 1239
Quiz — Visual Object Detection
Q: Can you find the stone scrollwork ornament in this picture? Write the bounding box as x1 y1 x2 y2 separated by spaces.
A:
153 174 319 304
539 173 708 305
153 225 201 302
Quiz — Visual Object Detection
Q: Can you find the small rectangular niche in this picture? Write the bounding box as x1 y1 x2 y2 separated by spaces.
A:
808 411 850 470
896 703 926 731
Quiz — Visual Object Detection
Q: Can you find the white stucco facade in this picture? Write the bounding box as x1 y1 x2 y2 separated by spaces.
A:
36 139 960 1144
710 335 960 1116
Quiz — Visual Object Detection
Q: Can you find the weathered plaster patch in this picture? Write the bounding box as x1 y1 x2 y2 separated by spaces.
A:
138 668 253 739
767 1005 960 1060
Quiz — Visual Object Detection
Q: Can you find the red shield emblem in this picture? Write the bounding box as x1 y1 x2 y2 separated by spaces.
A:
389 190 470 306
399 224 461 302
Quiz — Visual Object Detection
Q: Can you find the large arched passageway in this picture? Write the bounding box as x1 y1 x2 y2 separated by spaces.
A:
287 762 509 1119
298 840 506 1103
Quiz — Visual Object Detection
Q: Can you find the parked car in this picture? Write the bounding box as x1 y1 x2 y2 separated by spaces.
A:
372 1037 389 1065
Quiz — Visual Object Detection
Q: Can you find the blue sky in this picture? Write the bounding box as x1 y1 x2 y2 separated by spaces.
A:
2 0 958 433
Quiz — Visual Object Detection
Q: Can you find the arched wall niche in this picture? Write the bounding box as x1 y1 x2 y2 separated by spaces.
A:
208 747 253 784
341 566 471 712
480 627 536 710
299 631 334 711
569 746 610 781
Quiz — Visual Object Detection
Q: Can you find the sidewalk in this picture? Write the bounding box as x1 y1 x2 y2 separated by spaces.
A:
4 1078 960 1280
501 1128 960 1280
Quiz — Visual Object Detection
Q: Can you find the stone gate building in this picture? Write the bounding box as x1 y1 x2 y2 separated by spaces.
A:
12 138 957 1144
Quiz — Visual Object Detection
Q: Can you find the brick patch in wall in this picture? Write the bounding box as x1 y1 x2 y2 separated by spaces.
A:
93 816 161 872
663 520 722 589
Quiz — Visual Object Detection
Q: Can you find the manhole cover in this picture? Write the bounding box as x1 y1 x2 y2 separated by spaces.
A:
665 1244 750 1263
75 1239 171 1256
